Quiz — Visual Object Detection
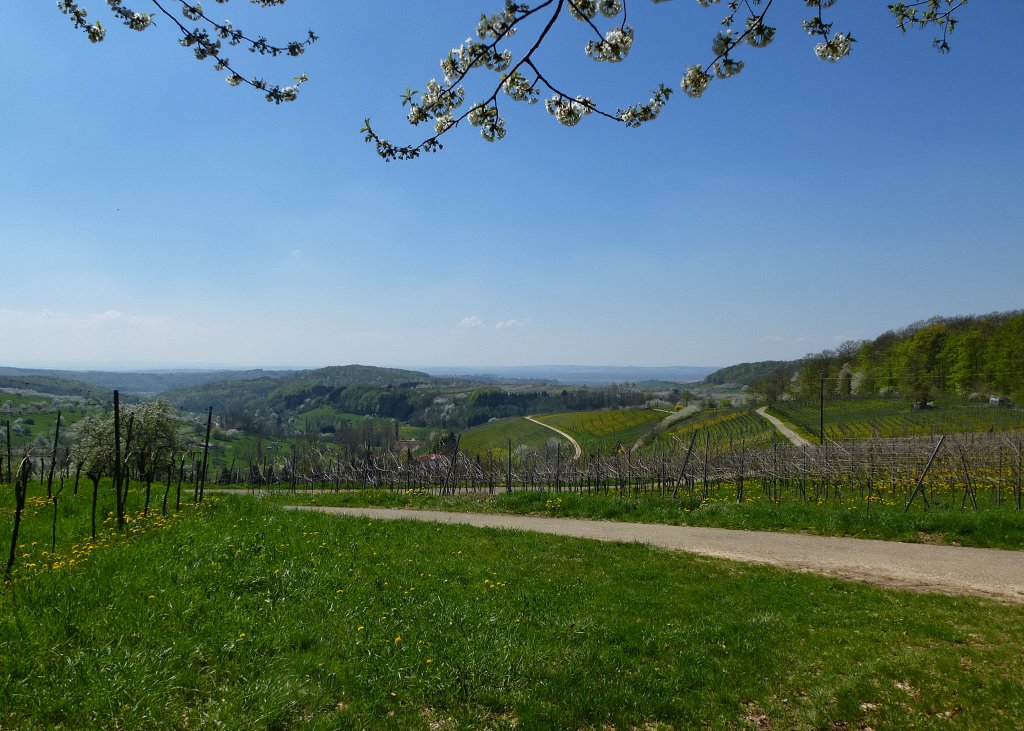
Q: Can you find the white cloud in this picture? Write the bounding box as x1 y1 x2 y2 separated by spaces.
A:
460 315 484 329
494 318 530 330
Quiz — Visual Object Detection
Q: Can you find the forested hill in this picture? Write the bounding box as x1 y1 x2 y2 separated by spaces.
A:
0 373 105 401
704 361 794 386
775 311 1024 403
162 364 431 425
0 367 293 395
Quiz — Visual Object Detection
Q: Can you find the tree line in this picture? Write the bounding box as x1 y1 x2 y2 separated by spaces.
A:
753 311 1024 405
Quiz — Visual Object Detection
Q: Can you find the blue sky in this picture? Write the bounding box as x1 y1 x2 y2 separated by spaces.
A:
1 1 1021 370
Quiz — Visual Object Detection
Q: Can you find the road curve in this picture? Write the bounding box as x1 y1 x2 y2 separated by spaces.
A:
525 415 583 460
287 505 1024 604
756 406 812 447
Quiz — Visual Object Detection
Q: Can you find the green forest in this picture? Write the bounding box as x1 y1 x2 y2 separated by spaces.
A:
751 311 1024 405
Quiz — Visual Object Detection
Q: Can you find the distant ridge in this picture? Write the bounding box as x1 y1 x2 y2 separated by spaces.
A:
419 365 718 386
0 367 294 395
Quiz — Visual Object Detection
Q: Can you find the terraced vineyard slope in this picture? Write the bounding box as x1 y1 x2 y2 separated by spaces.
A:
770 397 1024 442
532 408 665 453
458 417 571 456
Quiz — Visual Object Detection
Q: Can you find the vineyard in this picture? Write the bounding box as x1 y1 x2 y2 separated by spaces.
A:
457 417 570 455
205 430 1024 521
770 397 1024 442
658 406 777 451
530 408 664 452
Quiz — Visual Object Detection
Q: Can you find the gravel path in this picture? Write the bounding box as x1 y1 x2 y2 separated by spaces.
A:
756 406 812 447
287 505 1024 604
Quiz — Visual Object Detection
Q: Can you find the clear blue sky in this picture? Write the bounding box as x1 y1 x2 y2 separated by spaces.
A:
2 1 1021 370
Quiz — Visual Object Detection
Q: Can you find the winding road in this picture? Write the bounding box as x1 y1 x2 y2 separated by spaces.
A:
525 415 583 460
756 406 812 447
287 505 1024 604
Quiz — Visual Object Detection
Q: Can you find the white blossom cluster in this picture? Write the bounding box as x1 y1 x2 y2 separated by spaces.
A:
744 17 776 49
814 32 855 62
713 58 744 78
182 3 203 22
586 26 634 63
467 103 507 141
545 95 594 127
569 0 625 21
618 84 672 127
502 71 540 104
681 64 711 97
476 2 525 39
441 39 512 85
406 79 466 126
56 0 106 42
710 29 733 56
102 0 153 32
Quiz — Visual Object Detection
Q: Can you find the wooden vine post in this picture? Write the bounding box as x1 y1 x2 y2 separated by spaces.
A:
199 407 213 503
46 411 61 500
956 441 978 511
904 435 945 513
5 458 31 582
671 431 698 500
113 391 124 530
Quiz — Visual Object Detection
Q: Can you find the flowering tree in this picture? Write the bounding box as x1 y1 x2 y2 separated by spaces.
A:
362 0 968 160
55 0 317 103
54 1 967 154
70 398 183 535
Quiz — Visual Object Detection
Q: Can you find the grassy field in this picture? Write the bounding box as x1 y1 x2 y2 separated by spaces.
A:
458 417 570 456
771 398 1024 442
2 487 1023 729
532 408 664 452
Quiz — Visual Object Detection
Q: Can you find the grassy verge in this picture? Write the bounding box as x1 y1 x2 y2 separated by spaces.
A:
2 494 1023 729
263 487 1024 550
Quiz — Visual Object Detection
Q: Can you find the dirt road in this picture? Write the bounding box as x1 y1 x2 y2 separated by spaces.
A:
756 406 812 447
287 505 1024 604
525 416 583 459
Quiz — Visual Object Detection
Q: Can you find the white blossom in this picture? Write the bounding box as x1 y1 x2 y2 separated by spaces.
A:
681 64 711 97
815 32 854 62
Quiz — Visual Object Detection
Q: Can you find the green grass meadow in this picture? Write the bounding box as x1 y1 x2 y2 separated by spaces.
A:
3 483 1024 729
